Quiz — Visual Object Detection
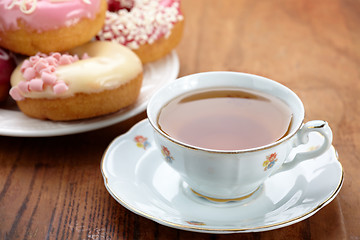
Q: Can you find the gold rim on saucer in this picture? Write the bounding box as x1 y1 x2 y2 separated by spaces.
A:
190 187 260 203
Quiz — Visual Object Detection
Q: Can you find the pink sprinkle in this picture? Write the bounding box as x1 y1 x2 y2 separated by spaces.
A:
29 55 40 63
33 60 49 72
82 53 90 59
46 56 58 65
41 72 57 85
29 78 44 91
59 55 73 65
51 52 61 61
160 0 172 7
40 65 56 74
36 52 47 58
21 60 32 73
23 67 37 81
18 81 30 93
9 87 24 101
53 81 69 94
73 54 79 62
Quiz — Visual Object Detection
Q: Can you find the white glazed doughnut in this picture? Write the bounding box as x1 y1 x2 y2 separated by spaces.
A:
9 41 143 121
96 0 184 63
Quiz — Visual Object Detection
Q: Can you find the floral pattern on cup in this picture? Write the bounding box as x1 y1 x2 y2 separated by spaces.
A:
263 152 278 171
161 146 174 163
134 135 150 150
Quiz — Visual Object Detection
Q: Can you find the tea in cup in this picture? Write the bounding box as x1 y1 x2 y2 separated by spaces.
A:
157 88 293 151
147 72 332 200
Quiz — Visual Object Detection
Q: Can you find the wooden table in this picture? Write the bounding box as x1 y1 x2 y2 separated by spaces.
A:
1 0 359 239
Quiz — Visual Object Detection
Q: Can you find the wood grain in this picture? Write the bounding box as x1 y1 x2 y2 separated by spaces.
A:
1 0 359 239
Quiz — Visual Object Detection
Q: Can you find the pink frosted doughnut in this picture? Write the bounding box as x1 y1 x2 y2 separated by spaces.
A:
0 0 107 55
96 0 184 63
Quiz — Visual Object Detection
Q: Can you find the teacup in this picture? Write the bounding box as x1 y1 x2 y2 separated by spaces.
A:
147 72 332 201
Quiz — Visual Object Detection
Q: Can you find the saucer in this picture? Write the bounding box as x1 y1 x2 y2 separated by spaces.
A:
101 119 343 233
0 51 179 137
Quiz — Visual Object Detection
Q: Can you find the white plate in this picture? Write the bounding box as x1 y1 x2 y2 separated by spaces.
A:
0 51 179 137
101 119 344 233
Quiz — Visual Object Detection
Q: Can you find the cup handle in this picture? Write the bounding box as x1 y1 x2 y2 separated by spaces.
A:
274 120 333 174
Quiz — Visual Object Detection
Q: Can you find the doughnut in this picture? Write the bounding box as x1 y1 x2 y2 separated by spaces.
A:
0 48 16 102
9 41 143 121
0 0 107 56
96 0 184 64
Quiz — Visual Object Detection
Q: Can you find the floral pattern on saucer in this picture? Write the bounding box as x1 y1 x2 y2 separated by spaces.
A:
134 135 151 150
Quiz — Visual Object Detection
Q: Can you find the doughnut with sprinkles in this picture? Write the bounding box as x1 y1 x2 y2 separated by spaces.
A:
97 0 184 63
9 41 143 121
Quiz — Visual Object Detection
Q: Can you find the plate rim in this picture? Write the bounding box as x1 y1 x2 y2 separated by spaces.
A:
101 119 344 233
0 51 179 137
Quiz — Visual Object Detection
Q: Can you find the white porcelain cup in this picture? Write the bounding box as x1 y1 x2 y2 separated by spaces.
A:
147 72 333 201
